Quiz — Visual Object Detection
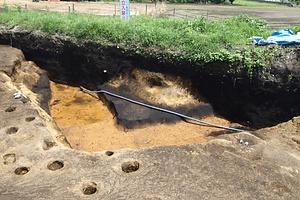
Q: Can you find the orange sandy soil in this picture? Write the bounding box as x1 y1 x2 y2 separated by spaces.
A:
49 81 232 152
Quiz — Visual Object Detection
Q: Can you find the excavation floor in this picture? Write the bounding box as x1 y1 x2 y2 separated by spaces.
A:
49 81 233 152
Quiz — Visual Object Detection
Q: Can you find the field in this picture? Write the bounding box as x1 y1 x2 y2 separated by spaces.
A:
1 0 300 29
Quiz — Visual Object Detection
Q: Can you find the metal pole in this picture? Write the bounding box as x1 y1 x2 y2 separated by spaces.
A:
72 3 75 12
146 5 148 15
173 8 175 16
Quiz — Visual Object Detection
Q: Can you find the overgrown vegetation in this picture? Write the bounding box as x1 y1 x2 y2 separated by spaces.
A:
234 0 289 7
289 0 300 6
0 4 279 78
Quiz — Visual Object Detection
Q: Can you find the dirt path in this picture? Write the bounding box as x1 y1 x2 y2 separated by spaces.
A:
49 81 233 152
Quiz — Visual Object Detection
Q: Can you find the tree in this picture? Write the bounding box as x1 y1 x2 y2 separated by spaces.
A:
210 0 225 4
289 0 300 6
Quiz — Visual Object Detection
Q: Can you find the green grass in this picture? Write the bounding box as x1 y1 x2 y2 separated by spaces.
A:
234 0 290 7
233 0 287 7
0 5 277 72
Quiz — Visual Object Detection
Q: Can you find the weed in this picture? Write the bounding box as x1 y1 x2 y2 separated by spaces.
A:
0 7 280 78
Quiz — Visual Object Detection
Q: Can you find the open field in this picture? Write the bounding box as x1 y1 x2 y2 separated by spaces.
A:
1 0 300 29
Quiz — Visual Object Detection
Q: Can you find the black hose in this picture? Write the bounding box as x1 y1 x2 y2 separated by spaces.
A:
79 86 249 133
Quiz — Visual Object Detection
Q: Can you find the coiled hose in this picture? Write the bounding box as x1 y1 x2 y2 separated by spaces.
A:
79 86 249 133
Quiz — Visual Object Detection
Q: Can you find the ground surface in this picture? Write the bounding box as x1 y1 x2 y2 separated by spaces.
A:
1 47 300 198
2 0 299 152
1 3 300 196
2 0 300 29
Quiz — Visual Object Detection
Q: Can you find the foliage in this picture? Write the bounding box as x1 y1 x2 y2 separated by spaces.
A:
90 0 289 5
229 0 235 5
234 0 289 6
291 25 300 34
289 0 300 5
210 0 226 4
0 6 275 78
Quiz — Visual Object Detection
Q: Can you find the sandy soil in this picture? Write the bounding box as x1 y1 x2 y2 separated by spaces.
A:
49 81 233 152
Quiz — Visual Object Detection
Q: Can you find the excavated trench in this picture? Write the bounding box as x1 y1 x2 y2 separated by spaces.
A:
1 30 300 151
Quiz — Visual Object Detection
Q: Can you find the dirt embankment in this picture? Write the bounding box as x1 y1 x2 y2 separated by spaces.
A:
1 28 300 152
1 28 299 127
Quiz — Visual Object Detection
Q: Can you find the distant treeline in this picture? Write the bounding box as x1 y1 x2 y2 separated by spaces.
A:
80 0 233 5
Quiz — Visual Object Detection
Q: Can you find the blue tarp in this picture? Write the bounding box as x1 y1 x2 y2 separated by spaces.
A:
252 29 300 45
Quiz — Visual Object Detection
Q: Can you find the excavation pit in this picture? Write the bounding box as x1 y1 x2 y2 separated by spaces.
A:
49 77 231 152
1 6 300 199
1 29 299 153
83 182 98 195
47 160 64 171
14 167 30 175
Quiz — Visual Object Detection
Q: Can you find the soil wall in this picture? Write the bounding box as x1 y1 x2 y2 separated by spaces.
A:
0 28 299 128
